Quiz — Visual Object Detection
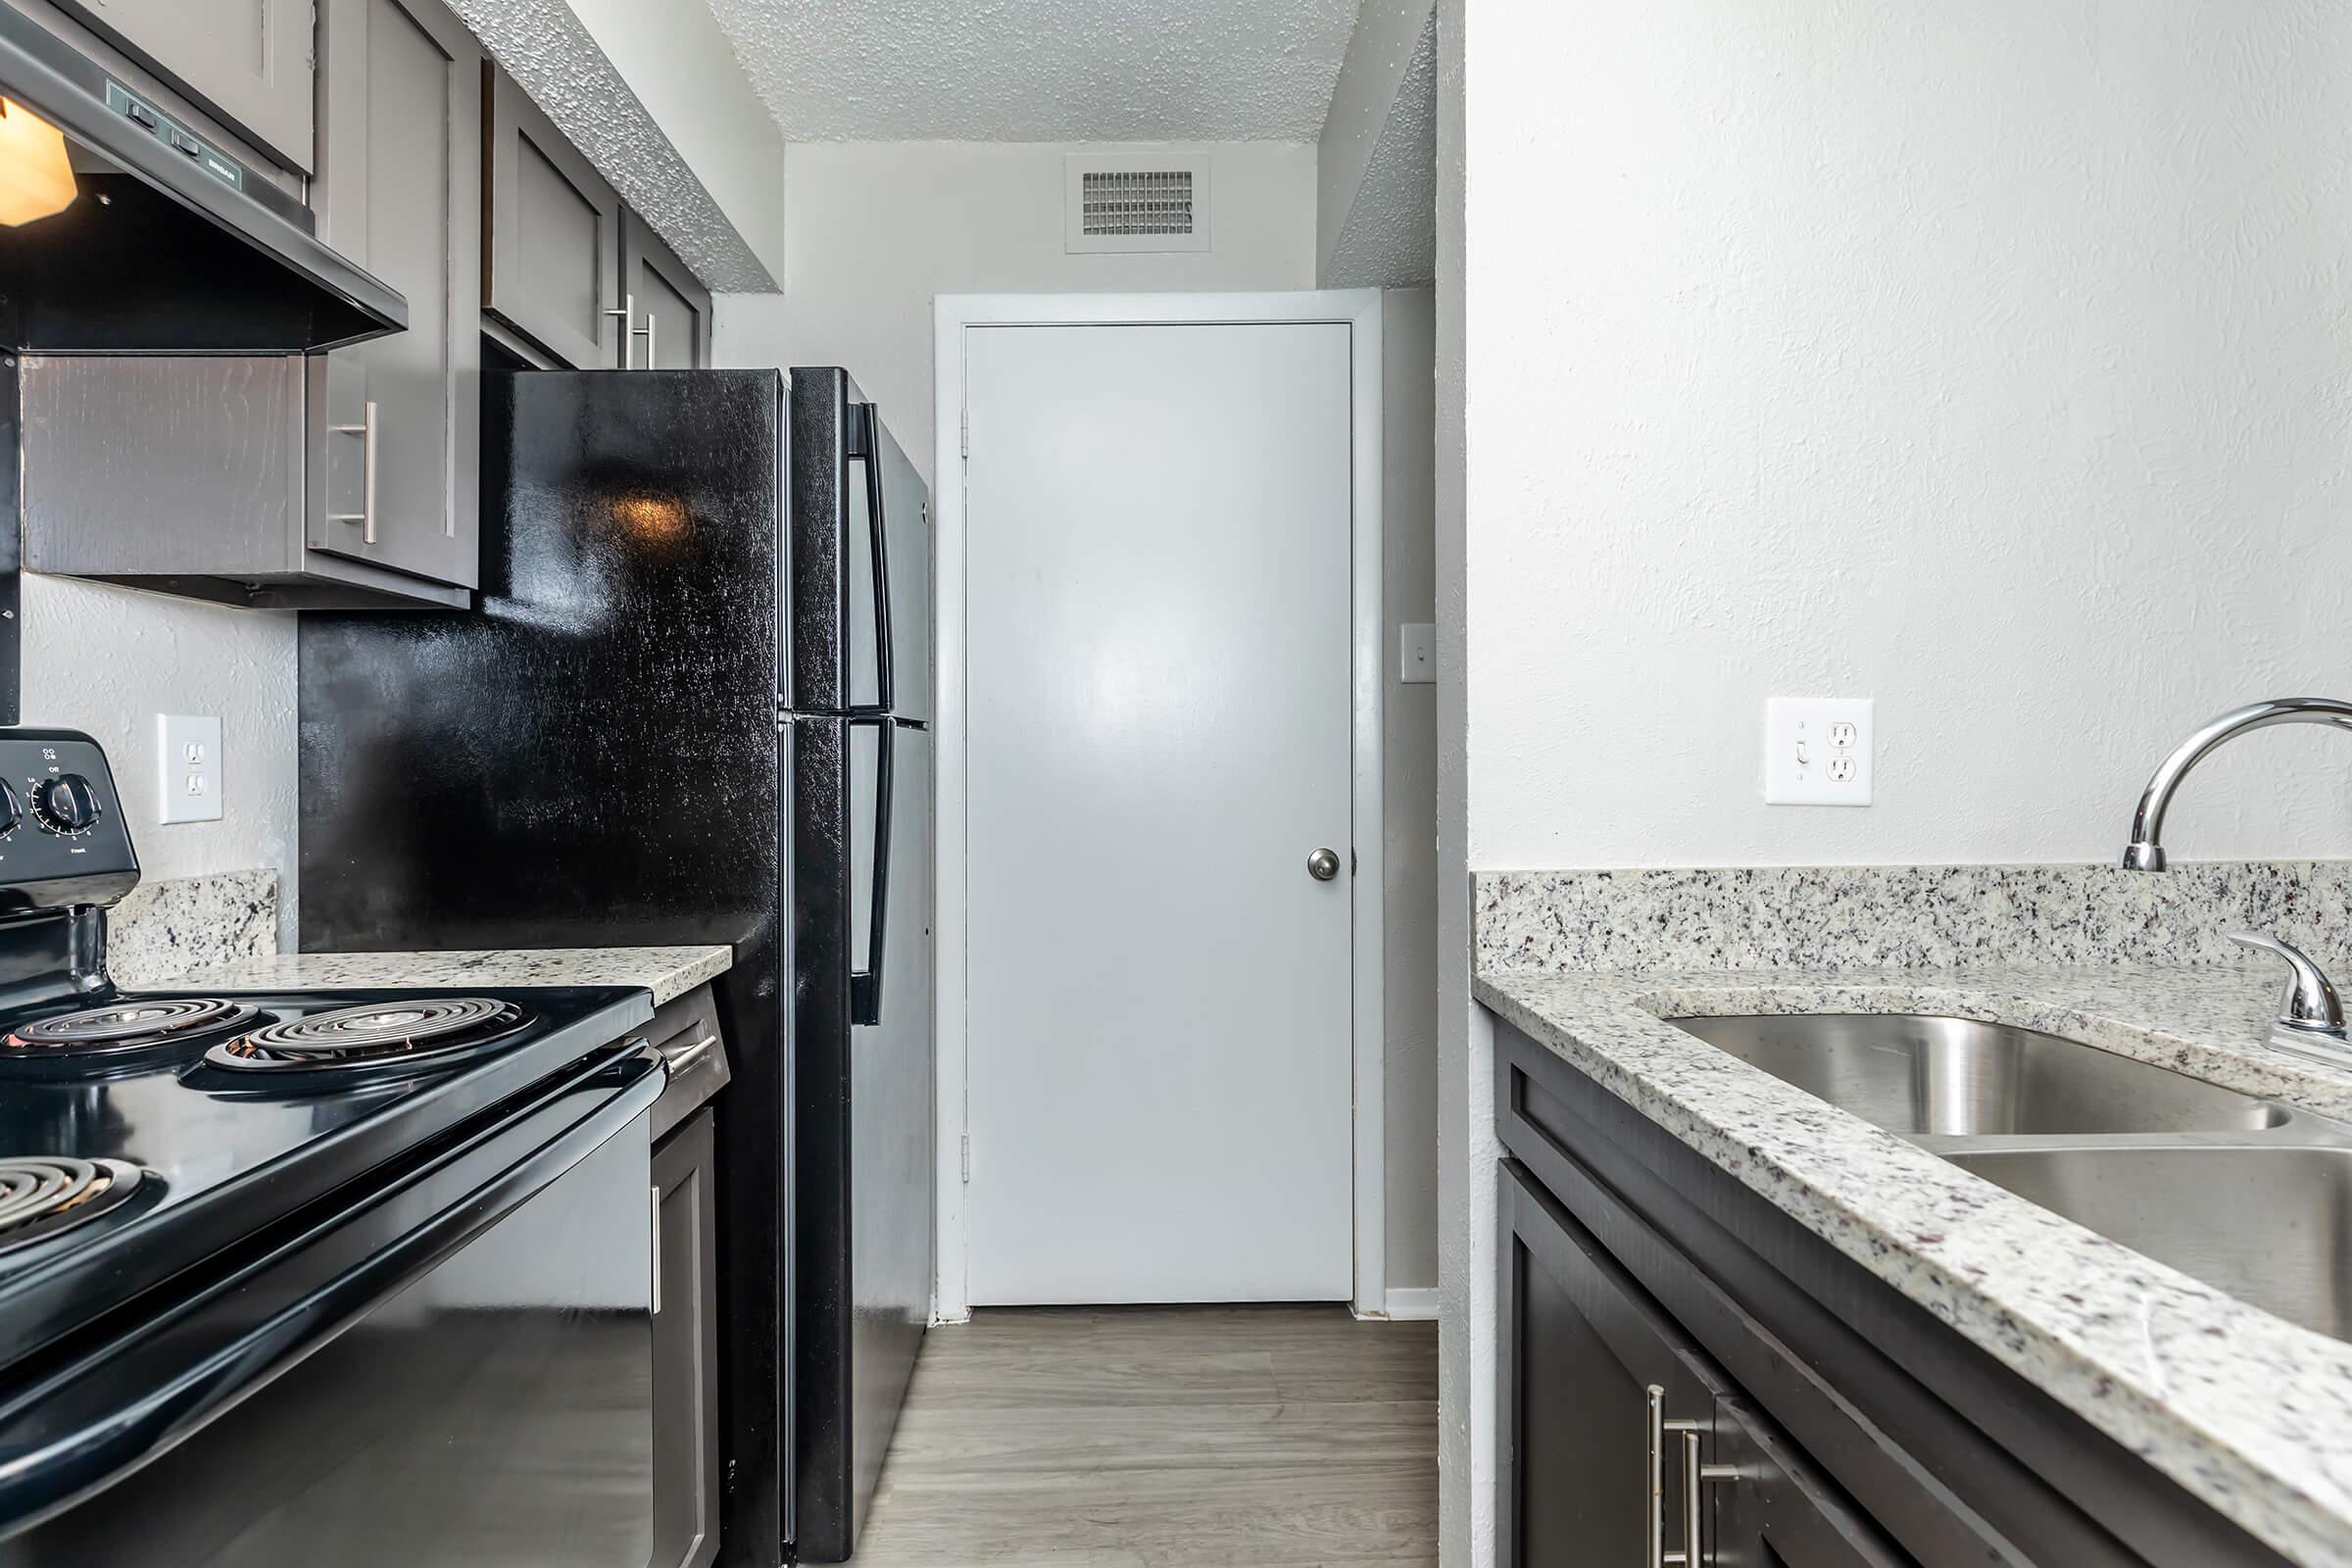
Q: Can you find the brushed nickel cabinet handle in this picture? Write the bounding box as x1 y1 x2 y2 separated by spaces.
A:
604 293 635 368
649 1184 662 1317
633 311 657 370
325 399 378 544
1648 1389 1736 1567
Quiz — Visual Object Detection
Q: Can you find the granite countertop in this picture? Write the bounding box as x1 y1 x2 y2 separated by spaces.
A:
147 946 734 1008
1476 960 2352 1568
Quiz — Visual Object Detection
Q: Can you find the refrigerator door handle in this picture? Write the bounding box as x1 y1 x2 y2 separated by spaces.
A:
847 402 896 716
849 715 895 1026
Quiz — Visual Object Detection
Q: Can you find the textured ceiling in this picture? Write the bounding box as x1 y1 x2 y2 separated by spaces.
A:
1322 11 1434 287
706 0 1362 141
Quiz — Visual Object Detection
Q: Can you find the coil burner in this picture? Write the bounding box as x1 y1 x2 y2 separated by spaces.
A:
205 997 532 1081
5 999 265 1059
0 1156 144 1253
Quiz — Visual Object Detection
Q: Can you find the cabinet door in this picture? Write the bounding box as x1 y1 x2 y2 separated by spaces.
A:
1712 1395 1910 1568
652 1109 721 1568
59 0 314 171
619 209 712 369
483 65 622 369
310 0 480 589
1501 1159 1722 1568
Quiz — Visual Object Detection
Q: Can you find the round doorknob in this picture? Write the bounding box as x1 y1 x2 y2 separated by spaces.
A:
1306 848 1342 882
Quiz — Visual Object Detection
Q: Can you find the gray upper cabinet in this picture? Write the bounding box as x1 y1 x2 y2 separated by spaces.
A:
54 0 315 171
19 0 481 608
483 64 622 369
619 209 713 369
310 0 481 591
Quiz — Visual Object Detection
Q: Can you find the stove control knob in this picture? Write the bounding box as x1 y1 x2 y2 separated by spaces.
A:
0 781 19 835
31 774 101 834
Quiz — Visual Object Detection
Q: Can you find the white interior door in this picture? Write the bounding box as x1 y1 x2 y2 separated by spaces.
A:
963 320 1356 1304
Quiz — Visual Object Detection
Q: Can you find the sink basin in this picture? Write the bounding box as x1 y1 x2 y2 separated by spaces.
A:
1948 1146 2352 1341
1669 1014 2286 1136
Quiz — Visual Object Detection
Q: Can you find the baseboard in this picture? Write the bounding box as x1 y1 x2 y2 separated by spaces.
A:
1381 1286 1439 1321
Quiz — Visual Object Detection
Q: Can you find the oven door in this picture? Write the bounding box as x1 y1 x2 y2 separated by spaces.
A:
0 1041 663 1567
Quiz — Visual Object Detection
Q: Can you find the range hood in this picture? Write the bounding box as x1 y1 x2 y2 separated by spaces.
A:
0 9 404 354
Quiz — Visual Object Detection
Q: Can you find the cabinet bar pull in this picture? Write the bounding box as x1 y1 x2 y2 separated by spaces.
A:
325 399 378 544
633 311 657 370
1650 1396 1733 1566
1646 1386 1667 1568
649 1183 662 1316
604 293 636 368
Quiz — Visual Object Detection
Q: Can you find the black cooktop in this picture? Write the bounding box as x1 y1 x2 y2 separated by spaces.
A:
0 982 654 1371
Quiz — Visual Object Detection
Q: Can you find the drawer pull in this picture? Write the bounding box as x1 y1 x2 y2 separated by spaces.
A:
650 1184 662 1317
661 1033 718 1076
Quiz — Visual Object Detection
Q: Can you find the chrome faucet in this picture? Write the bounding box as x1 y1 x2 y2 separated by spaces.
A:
2121 697 2352 871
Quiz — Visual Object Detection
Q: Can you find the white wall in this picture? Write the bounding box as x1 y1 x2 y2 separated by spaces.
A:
1467 1 2352 873
1442 4 2352 1565
21 577 296 942
714 141 1319 485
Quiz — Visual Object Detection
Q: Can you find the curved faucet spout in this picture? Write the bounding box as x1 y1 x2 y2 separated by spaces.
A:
2122 697 2352 870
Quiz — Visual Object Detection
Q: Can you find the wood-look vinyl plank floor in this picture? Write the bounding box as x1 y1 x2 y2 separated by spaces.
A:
852 1305 1438 1568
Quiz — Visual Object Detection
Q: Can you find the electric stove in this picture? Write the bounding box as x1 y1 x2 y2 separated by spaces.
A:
0 730 665 1566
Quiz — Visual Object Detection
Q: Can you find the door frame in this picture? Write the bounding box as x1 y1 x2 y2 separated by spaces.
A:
933 290 1388 1320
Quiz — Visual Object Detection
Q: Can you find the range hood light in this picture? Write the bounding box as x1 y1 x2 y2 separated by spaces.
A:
0 97 74 226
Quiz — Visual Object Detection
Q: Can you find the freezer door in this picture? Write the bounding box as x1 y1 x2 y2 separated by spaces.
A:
788 368 933 723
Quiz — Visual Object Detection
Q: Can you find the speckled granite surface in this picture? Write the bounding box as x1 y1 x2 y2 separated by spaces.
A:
1477 861 2352 974
1476 961 2352 1568
107 869 278 989
147 946 733 1007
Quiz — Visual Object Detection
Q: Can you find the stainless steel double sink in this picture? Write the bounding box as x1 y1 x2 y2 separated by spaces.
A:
1670 1014 2352 1341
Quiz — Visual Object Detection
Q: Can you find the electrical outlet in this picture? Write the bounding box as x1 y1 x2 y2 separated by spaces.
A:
1765 698 1873 806
1399 623 1436 684
157 714 222 823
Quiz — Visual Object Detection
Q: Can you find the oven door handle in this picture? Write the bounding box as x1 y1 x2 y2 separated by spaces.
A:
0 1041 663 1538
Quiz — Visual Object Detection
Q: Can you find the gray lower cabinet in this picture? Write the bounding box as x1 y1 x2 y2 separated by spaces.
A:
619 208 713 369
483 63 623 368
1494 1018 2304 1568
1500 1161 1899 1568
311 0 480 591
50 0 314 171
652 1107 720 1568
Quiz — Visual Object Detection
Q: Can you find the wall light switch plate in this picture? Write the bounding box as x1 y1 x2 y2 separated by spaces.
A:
157 714 222 824
1765 697 1873 806
1399 623 1436 684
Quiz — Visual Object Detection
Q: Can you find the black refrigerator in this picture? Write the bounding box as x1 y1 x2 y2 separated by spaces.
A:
298 367 934 1567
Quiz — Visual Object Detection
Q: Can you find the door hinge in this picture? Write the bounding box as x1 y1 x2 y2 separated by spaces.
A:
776 693 789 731
959 1133 971 1184
959 408 968 462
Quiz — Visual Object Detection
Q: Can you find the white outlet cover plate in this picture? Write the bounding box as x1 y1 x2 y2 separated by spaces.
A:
157 713 222 824
1765 697 1873 806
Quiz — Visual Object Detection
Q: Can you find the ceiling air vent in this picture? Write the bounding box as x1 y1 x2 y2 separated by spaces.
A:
1065 154 1211 255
